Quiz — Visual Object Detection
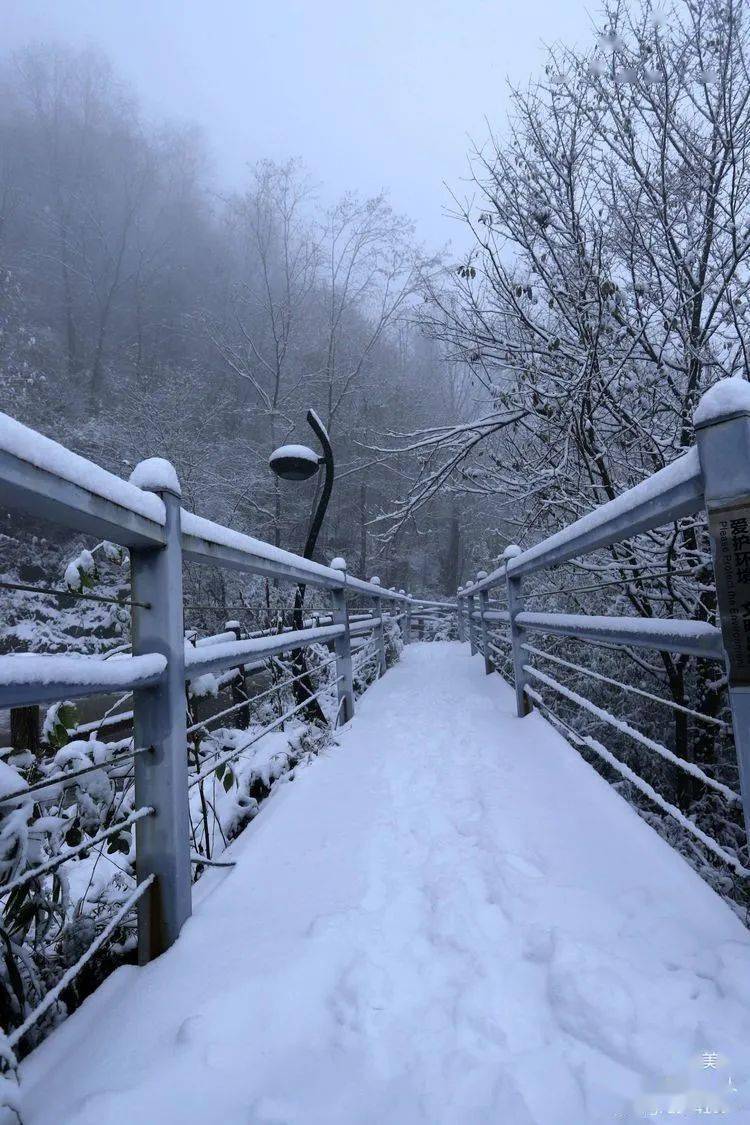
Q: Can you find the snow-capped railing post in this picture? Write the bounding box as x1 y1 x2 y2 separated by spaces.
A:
456 590 466 643
467 593 477 655
477 577 493 675
369 577 387 677
695 381 750 841
405 598 413 644
129 459 192 964
505 546 531 717
330 559 354 724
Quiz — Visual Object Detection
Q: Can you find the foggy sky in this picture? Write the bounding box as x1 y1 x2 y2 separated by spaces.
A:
3 0 593 251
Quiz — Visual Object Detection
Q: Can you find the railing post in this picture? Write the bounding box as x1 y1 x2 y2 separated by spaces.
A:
695 385 750 841
467 593 477 655
479 585 493 674
405 598 413 644
331 585 354 724
375 600 387 676
505 545 531 717
457 592 465 643
129 460 191 964
369 577 387 676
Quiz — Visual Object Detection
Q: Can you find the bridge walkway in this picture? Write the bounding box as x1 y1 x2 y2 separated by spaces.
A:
21 643 750 1124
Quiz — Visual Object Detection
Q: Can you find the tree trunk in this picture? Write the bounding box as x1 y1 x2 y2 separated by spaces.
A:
358 478 367 576
11 706 40 756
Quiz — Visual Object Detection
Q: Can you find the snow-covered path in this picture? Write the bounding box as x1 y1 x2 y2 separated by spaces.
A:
21 643 750 1123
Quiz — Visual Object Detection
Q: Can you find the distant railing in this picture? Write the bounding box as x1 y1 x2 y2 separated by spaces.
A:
405 599 457 641
0 411 438 1053
457 381 750 885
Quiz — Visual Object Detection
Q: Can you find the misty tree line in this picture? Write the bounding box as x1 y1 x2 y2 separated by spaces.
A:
0 43 467 604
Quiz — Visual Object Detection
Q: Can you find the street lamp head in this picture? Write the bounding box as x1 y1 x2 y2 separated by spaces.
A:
269 444 321 482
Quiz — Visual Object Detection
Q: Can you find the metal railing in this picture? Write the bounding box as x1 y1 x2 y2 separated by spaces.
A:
0 411 426 1052
6 380 747 1053
457 384 750 885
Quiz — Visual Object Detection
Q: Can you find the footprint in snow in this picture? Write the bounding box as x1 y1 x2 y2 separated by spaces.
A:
546 939 639 1069
174 1013 206 1047
503 853 545 879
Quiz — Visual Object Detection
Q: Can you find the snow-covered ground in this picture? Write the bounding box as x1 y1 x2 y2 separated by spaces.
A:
19 643 750 1123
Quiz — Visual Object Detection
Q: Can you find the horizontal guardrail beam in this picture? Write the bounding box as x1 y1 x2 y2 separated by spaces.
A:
345 577 406 601
461 565 507 598
508 449 703 580
194 630 238 647
182 510 407 600
0 449 166 550
0 653 167 708
0 413 409 601
182 513 346 589
0 414 167 549
349 617 382 638
409 599 457 609
460 450 704 596
184 624 345 678
515 611 724 659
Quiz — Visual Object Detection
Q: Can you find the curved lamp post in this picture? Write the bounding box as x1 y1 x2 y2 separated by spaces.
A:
269 408 334 570
269 409 335 722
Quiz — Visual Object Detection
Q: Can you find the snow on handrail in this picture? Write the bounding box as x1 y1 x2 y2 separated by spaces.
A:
477 609 510 623
0 411 408 601
515 611 723 659
0 652 167 708
181 508 407 600
349 617 382 637
0 412 166 548
508 449 703 579
0 413 166 524
410 598 457 609
194 630 238 647
184 624 345 678
461 563 508 598
461 448 703 596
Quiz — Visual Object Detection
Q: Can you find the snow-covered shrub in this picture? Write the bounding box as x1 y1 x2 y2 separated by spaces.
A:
421 613 457 642
384 615 404 665
63 549 97 593
0 735 142 1052
41 702 77 750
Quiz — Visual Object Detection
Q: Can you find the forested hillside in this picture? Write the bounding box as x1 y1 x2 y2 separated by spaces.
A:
0 44 467 614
